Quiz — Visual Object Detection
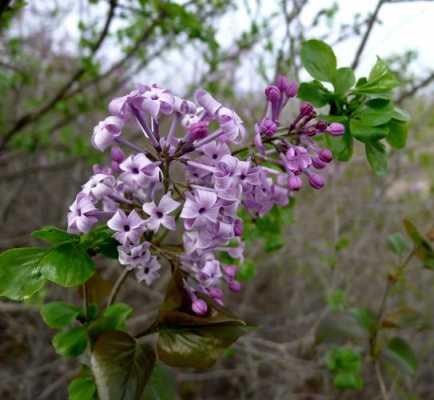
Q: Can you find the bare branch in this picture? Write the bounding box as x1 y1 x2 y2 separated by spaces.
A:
0 0 118 152
351 0 386 70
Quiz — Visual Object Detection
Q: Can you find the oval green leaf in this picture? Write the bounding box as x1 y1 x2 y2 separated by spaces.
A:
300 39 337 82
41 301 81 328
0 248 47 300
53 326 88 358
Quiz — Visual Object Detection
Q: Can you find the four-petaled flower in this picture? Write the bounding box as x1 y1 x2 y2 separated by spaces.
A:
107 209 145 245
181 189 219 228
142 193 180 232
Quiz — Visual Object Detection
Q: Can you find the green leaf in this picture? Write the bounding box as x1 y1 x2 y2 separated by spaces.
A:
142 363 177 400
300 39 337 82
41 243 95 287
237 260 256 282
383 337 417 375
0 248 47 300
156 269 251 368
68 377 97 400
391 107 411 122
353 102 394 126
41 301 81 328
403 219 434 269
334 372 363 390
353 57 399 96
91 331 156 400
32 226 78 244
387 233 412 257
327 289 346 312
350 119 389 142
387 119 408 149
298 81 330 107
103 303 134 329
365 141 388 176
332 67 355 94
53 326 88 358
350 308 376 333
325 347 364 390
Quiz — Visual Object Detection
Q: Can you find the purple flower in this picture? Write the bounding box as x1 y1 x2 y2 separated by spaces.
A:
119 154 160 188
92 116 124 151
118 242 151 270
141 84 174 117
107 209 145 245
199 258 223 287
109 89 144 119
319 149 333 163
180 189 219 228
82 173 115 200
201 141 230 161
67 193 98 234
135 254 161 286
195 89 222 116
217 107 246 144
142 192 180 232
282 145 312 173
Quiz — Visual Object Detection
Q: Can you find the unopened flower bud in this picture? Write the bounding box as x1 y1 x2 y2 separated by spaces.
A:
195 89 221 115
265 85 281 103
312 157 326 169
288 175 303 191
308 173 325 190
192 298 208 315
223 265 238 278
111 146 125 163
209 287 224 300
229 280 242 292
234 219 243 236
259 118 277 137
318 149 333 163
315 120 328 131
276 76 298 98
300 102 315 117
187 121 209 141
327 122 345 136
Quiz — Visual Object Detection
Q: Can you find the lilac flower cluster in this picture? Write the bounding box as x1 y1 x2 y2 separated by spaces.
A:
66 79 344 315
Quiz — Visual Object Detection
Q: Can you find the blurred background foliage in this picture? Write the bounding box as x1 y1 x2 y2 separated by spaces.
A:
0 0 433 399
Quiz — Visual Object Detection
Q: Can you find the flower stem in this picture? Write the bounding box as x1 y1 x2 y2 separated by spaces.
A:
107 269 130 307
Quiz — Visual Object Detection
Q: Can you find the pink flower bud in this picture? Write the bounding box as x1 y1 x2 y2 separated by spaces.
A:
229 280 242 292
300 102 315 117
234 219 243 236
319 149 333 163
276 76 298 97
111 146 125 163
312 157 326 169
265 85 281 103
308 173 325 190
288 175 303 191
327 122 345 136
192 298 208 315
315 120 328 131
209 287 224 300
187 121 209 141
259 118 277 137
223 265 238 278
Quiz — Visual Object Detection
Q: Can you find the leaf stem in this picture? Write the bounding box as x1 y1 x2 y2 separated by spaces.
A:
107 269 130 307
82 283 89 320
